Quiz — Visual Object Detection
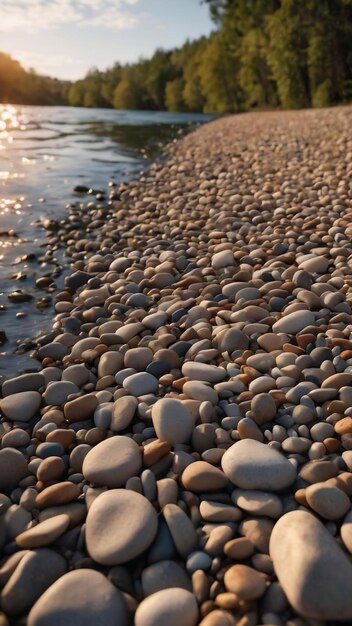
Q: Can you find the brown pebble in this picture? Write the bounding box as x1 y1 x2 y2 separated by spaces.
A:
37 457 66 483
143 440 171 466
223 564 266 600
35 482 80 509
46 429 75 448
224 537 254 560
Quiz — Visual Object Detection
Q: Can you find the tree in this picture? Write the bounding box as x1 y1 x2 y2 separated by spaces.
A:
113 67 144 109
165 78 185 111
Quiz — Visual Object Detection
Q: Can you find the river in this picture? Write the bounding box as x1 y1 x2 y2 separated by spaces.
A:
0 105 214 376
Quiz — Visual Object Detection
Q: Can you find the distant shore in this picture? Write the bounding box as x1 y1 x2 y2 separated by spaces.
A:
1 107 352 625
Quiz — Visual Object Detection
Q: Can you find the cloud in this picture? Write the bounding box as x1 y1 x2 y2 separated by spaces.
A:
13 49 87 79
0 0 140 33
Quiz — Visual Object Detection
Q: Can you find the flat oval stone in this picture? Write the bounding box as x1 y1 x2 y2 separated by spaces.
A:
1 429 31 448
2 373 45 397
0 448 27 493
298 255 329 273
37 457 65 483
28 569 128 626
305 483 351 520
110 395 138 432
1 549 67 616
123 372 158 396
251 393 277 424
16 514 70 548
152 398 194 445
270 510 352 620
322 373 352 389
98 351 123 377
163 503 198 558
43 381 79 406
135 588 198 626
0 391 41 421
224 564 266 600
182 461 228 492
219 328 249 352
232 489 283 518
35 482 80 509
272 311 315 334
64 394 98 423
221 440 296 490
181 362 226 383
82 436 142 487
85 489 158 565
211 250 234 269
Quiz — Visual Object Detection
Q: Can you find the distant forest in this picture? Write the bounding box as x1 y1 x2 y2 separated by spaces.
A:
1 0 352 113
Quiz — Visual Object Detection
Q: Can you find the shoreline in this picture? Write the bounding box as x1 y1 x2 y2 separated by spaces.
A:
1 106 352 624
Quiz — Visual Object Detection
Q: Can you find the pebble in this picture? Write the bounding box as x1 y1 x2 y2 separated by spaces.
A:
110 395 138 431
82 435 141 487
198 611 236 626
0 549 67 616
2 373 45 396
85 489 158 564
232 489 283 518
123 372 158 396
64 394 98 423
37 457 65 482
163 503 198 558
0 448 27 492
224 564 266 600
182 362 226 383
270 510 352 620
35 482 80 509
0 391 41 421
141 560 192 596
152 398 194 445
16 514 70 548
272 311 315 334
211 250 234 269
28 569 128 626
251 393 277 424
221 439 296 490
182 461 228 492
135 588 198 626
305 482 351 520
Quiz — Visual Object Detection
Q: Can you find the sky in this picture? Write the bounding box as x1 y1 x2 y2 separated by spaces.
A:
0 0 215 81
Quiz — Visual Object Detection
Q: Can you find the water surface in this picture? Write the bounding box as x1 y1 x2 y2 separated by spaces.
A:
0 105 214 375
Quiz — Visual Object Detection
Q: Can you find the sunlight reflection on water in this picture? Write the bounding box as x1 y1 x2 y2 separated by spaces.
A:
0 103 213 375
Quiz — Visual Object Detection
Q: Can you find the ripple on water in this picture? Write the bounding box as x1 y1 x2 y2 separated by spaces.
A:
0 104 214 376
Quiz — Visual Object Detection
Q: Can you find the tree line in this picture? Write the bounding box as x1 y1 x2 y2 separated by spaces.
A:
0 53 69 105
1 0 352 112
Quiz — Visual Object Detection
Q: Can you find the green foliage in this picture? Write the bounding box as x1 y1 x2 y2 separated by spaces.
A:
2 1 352 112
165 78 185 112
0 52 69 105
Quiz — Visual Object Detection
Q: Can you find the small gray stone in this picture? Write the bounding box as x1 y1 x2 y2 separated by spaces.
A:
123 372 158 396
141 560 192 596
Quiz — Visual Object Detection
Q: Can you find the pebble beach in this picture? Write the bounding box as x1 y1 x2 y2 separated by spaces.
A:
1 106 352 625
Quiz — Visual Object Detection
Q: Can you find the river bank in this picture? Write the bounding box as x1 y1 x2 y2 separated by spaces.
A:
0 105 213 376
1 106 352 625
